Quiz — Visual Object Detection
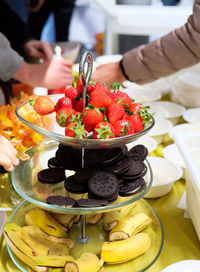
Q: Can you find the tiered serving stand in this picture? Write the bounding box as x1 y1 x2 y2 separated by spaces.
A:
7 52 163 272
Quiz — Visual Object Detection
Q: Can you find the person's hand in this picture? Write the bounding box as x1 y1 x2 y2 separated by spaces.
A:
23 40 53 61
13 58 73 89
92 61 126 86
0 135 19 172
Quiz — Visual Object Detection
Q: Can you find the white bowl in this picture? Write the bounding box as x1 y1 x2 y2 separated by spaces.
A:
145 101 185 125
144 156 183 198
182 108 200 123
169 123 200 139
161 260 200 272
126 135 157 153
163 144 186 179
147 118 173 144
95 54 122 65
122 85 161 103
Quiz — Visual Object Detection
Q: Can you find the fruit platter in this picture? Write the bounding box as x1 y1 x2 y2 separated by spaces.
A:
3 52 164 272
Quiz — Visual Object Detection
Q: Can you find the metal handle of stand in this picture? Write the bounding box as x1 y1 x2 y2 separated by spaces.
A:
79 51 93 107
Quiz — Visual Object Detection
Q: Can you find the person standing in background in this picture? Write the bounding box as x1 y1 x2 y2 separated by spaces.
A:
28 0 75 41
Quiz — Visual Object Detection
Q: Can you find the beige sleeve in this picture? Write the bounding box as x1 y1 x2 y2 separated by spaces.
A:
122 0 200 84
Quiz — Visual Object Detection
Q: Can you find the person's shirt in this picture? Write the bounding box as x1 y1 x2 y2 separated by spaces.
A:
0 33 23 82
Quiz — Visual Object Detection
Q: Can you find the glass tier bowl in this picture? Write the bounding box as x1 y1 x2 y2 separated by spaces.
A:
11 141 153 215
6 199 164 272
15 94 155 149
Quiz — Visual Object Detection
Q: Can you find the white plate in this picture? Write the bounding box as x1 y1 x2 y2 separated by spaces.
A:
122 86 161 103
161 260 200 272
145 101 185 125
182 108 200 123
126 135 157 153
0 212 6 236
163 144 185 168
169 123 200 139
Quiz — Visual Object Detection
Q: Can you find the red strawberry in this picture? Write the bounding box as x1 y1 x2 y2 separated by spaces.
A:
93 82 109 93
106 89 117 102
115 91 132 107
65 87 79 105
54 97 72 112
56 107 75 127
82 107 104 132
74 98 84 112
29 96 55 115
129 103 143 114
128 114 144 133
107 102 125 124
76 79 84 95
65 111 81 126
93 122 115 139
87 83 94 94
113 120 135 137
65 122 88 139
89 90 112 108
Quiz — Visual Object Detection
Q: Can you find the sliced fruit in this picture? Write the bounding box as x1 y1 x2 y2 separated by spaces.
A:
64 252 102 272
103 204 135 231
49 213 80 231
25 209 68 238
101 233 151 264
109 212 152 241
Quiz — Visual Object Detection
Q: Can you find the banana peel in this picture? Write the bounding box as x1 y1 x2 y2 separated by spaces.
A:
101 233 151 264
25 209 68 238
64 252 103 272
103 203 135 231
109 212 152 241
35 255 74 267
49 213 80 230
23 225 74 250
86 213 103 225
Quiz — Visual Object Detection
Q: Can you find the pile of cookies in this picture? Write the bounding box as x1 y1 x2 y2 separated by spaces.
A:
37 144 149 207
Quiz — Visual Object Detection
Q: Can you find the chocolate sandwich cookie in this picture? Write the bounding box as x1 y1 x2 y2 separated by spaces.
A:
119 178 146 196
56 144 82 170
128 144 148 161
46 195 76 207
37 168 66 184
64 176 88 194
121 160 146 178
102 156 131 175
84 148 111 166
122 164 148 180
99 147 124 166
88 171 119 199
0 165 7 174
48 157 63 169
73 168 93 182
76 198 108 207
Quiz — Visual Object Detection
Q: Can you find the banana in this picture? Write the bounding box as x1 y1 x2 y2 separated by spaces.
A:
35 255 74 267
101 233 151 264
4 230 40 271
49 213 80 230
4 223 50 256
103 203 135 231
25 209 68 238
23 225 75 249
64 252 102 272
86 213 103 225
109 212 152 241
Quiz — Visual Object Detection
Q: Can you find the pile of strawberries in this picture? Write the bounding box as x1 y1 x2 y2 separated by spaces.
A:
29 81 152 139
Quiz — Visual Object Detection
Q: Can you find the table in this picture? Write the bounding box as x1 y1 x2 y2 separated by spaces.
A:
0 174 199 272
94 0 192 54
